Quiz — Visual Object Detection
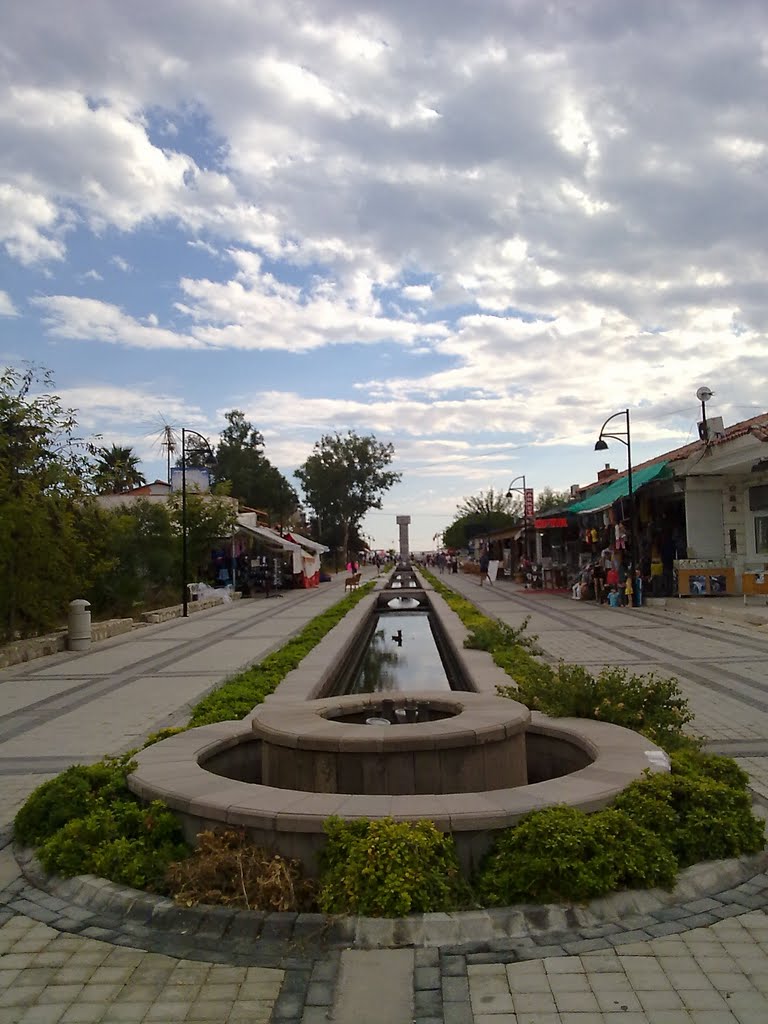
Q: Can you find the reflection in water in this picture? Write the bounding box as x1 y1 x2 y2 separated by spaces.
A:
344 612 452 694
388 597 420 610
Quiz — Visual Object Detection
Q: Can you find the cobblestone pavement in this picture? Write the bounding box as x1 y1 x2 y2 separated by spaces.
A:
0 916 283 1024
466 911 768 1024
2 572 768 1022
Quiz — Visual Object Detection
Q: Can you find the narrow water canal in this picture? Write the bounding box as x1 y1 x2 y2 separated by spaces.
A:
343 611 452 694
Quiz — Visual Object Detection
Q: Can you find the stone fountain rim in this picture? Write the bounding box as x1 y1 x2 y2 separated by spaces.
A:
127 710 668 834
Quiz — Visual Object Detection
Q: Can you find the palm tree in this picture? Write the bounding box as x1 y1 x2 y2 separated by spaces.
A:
92 445 146 494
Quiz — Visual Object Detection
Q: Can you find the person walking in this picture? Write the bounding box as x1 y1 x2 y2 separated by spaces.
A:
479 550 492 586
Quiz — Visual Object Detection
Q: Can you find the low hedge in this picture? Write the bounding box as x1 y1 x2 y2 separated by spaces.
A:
317 816 467 917
14 756 189 893
189 581 375 725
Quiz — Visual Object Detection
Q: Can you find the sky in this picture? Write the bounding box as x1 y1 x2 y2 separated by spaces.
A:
2 1 767 552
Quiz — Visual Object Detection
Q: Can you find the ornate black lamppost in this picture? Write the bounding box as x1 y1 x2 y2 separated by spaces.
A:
506 474 531 562
594 409 637 571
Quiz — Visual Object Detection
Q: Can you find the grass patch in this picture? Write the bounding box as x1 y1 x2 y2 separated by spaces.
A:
188 581 375 725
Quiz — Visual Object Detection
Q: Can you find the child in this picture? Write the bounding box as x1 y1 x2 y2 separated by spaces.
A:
607 586 622 608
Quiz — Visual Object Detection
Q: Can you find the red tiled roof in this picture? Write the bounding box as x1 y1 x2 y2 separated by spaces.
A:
578 411 768 489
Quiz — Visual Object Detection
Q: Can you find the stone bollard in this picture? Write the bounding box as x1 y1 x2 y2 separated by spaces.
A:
67 599 92 652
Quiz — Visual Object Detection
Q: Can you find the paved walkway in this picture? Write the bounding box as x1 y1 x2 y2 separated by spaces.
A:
1 569 768 1021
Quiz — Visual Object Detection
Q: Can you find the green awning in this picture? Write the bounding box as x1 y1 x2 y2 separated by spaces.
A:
567 461 671 515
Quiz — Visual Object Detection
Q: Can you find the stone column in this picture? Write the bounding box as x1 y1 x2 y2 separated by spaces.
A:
396 515 411 562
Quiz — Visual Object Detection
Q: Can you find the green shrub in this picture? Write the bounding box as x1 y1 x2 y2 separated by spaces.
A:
143 727 188 747
189 582 375 726
464 616 542 655
476 805 678 905
614 754 765 867
37 799 189 891
500 663 696 752
14 755 135 847
317 817 466 917
671 748 751 789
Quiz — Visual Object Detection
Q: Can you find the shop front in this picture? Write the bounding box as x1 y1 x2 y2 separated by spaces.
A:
565 461 675 600
234 517 304 594
283 531 329 587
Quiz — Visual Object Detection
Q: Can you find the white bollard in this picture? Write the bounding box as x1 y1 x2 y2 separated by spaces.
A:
67 599 92 651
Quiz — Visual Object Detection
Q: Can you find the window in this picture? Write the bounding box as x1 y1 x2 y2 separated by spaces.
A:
749 485 768 511
756 516 768 555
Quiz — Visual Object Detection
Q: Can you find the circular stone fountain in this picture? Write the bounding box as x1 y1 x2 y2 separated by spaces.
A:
254 691 530 795
128 567 670 871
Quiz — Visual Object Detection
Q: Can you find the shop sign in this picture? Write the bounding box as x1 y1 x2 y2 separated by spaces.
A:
534 516 568 529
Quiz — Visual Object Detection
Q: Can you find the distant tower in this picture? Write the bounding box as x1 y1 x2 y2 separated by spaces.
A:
396 515 411 562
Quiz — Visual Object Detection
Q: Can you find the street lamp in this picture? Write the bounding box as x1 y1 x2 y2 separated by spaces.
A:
181 427 215 618
506 474 531 562
594 409 638 570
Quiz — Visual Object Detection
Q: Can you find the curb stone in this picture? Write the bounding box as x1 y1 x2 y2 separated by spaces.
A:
4 845 768 1023
13 844 768 950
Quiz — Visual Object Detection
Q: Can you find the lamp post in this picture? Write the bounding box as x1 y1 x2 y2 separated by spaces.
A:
594 409 637 571
181 427 215 618
506 474 531 563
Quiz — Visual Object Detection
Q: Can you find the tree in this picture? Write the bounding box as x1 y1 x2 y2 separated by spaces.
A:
443 488 519 550
456 487 520 519
91 444 146 494
0 365 92 639
535 487 572 513
295 431 401 562
189 410 298 521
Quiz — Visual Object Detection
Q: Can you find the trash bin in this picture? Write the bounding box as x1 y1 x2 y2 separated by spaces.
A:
68 599 92 651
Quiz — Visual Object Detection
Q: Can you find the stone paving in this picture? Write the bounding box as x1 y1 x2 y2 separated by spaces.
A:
2 570 768 1021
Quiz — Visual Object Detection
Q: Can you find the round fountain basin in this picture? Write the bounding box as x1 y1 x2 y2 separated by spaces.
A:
252 691 530 795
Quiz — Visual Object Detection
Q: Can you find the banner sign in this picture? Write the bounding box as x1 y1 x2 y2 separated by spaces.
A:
524 488 535 517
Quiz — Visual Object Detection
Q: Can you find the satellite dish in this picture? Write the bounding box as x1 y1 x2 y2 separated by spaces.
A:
696 386 714 403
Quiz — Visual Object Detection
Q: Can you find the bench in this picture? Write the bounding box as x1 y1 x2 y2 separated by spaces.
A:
344 573 361 591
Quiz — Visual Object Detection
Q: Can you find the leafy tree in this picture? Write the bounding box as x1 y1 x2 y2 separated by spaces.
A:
185 411 298 521
295 431 401 561
443 488 519 550
259 462 300 530
168 492 238 583
0 365 92 639
535 486 572 513
91 444 146 494
83 500 178 616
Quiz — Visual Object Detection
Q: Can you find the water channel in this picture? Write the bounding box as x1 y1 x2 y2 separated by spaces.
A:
341 610 453 694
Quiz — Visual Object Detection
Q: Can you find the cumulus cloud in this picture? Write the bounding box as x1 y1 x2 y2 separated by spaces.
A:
0 291 19 316
3 0 768 547
33 296 203 350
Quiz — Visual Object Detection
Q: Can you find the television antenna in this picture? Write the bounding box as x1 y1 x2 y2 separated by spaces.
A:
147 418 179 483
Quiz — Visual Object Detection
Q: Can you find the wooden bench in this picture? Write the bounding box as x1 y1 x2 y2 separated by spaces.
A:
344 572 361 591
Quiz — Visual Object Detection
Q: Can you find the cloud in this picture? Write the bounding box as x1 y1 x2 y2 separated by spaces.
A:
4 0 768 549
33 296 203 350
0 184 67 264
0 291 19 316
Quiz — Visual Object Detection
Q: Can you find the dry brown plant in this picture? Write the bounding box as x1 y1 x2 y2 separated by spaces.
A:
166 828 316 911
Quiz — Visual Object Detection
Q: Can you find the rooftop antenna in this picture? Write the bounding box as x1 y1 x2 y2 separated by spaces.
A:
148 419 178 483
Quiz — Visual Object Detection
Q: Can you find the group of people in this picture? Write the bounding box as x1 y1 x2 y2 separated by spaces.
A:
571 554 644 608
